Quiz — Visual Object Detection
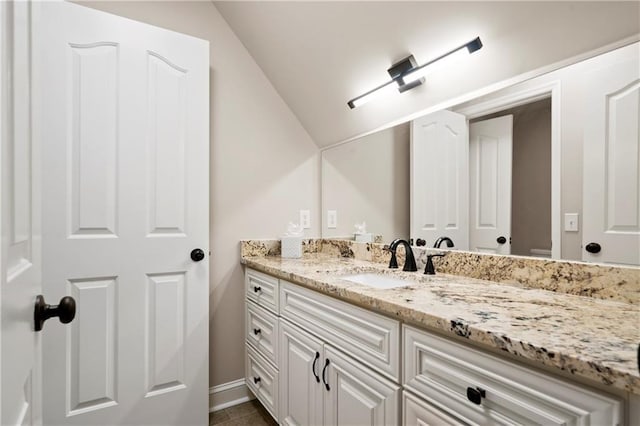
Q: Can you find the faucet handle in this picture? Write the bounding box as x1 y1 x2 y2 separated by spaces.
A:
424 252 446 275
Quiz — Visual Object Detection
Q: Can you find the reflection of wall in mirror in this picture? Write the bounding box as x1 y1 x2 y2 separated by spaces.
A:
321 124 410 241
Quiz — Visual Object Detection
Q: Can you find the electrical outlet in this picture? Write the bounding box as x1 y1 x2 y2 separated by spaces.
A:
564 213 579 232
327 210 337 229
299 210 311 229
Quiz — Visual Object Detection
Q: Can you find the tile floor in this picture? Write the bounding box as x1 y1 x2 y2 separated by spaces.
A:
209 399 277 426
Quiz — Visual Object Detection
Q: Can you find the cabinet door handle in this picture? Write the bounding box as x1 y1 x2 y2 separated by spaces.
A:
253 376 261 384
253 286 261 293
322 359 330 391
312 352 320 383
466 386 485 405
253 328 261 335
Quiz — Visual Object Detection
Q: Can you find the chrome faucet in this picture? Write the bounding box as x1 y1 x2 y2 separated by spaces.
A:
387 239 418 272
433 236 454 249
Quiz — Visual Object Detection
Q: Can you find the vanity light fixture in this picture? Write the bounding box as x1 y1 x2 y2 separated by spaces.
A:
347 36 483 109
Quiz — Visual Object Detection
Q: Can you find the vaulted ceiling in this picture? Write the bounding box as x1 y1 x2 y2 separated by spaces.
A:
214 2 640 147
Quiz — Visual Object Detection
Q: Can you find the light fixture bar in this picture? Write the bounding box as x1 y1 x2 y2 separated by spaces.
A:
347 36 483 109
403 37 482 84
347 80 398 109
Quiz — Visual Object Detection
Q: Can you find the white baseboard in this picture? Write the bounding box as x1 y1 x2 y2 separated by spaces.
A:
209 378 255 412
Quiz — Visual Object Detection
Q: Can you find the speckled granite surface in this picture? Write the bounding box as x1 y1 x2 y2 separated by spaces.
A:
241 238 640 304
240 243 640 394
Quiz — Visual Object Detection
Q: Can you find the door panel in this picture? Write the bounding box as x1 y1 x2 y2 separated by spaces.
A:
145 272 186 397
1 1 42 424
469 115 513 254
411 110 468 249
69 43 118 238
39 2 209 425
583 52 640 265
67 277 117 415
146 52 187 236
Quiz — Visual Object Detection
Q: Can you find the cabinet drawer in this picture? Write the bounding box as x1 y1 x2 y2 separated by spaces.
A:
246 268 279 313
403 325 623 425
403 391 464 426
246 301 279 366
280 280 400 382
246 344 279 421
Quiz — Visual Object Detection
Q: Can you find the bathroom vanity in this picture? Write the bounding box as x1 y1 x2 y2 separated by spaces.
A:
241 239 639 425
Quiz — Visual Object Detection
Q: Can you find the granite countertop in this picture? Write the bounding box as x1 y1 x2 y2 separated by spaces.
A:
241 253 640 395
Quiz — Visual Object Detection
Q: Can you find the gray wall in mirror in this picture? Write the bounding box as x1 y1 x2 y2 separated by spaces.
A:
321 124 409 240
321 42 639 264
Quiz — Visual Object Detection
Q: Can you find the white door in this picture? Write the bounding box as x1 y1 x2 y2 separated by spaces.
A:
410 110 468 249
38 2 209 425
323 346 400 426
1 2 42 424
279 321 324 426
583 52 640 265
469 115 513 254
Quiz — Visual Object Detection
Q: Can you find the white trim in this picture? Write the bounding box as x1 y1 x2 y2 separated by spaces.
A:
209 378 254 413
322 34 639 151
455 81 562 260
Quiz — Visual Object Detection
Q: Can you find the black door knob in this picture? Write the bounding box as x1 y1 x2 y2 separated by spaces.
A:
496 236 507 244
190 248 205 262
34 295 76 331
415 238 426 247
585 242 601 254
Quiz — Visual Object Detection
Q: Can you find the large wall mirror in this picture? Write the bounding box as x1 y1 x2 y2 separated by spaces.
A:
321 41 639 266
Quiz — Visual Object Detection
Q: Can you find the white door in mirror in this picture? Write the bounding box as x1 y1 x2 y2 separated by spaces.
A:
583 52 640 265
469 115 513 255
411 110 469 249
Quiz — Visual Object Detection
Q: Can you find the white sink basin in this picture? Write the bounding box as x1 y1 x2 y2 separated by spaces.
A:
340 273 412 289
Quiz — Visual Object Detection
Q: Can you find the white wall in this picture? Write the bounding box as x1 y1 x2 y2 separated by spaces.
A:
321 123 409 241
76 1 320 387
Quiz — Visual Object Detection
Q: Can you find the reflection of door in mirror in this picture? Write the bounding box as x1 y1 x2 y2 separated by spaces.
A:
469 115 513 255
411 99 552 256
410 110 468 249
583 55 640 266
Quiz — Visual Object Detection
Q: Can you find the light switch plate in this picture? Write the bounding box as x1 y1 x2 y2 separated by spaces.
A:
327 210 337 229
564 213 579 232
299 210 311 229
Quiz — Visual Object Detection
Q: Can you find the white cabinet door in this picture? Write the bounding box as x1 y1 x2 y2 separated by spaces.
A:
469 115 513 254
38 2 209 425
583 51 640 265
411 110 469 249
279 320 324 426
1 2 42 424
323 346 400 426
